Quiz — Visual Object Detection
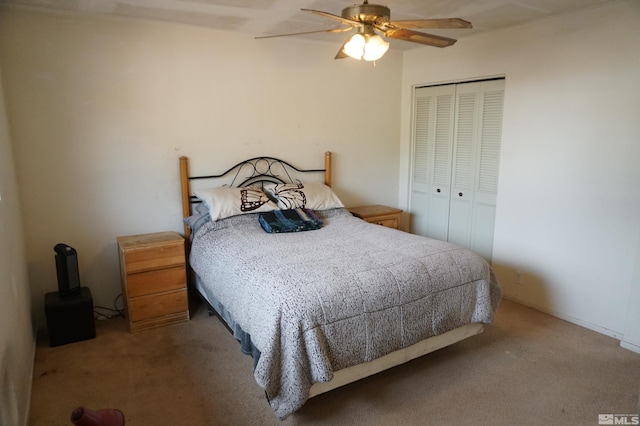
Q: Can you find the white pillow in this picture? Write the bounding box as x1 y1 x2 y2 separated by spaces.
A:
263 182 344 211
193 186 278 221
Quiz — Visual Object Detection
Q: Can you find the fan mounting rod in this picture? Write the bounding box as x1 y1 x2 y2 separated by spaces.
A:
341 1 390 25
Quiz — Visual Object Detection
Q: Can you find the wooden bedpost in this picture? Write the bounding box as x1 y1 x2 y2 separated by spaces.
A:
179 156 191 240
325 151 332 187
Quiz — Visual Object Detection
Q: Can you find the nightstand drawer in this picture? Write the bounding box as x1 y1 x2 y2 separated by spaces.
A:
126 266 186 298
128 288 188 323
370 218 399 228
123 243 184 274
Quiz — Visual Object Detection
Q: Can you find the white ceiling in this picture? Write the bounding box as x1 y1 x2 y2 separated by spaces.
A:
0 0 612 50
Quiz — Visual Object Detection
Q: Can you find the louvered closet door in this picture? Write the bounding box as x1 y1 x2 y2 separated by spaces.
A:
410 84 456 240
410 79 504 262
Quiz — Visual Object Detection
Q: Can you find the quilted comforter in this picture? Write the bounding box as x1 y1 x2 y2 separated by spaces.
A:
189 208 501 419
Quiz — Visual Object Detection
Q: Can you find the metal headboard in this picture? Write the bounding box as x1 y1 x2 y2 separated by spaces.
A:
179 152 332 240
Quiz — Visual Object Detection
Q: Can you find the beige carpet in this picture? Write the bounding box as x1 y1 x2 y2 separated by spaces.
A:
29 298 640 426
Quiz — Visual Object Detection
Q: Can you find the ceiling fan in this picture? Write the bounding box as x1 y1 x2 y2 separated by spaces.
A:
255 1 472 61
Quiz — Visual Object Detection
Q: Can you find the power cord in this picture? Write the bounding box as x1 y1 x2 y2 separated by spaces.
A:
94 293 125 320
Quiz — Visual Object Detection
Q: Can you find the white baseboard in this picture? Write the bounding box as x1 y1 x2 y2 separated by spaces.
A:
620 341 640 354
503 295 640 355
502 295 624 340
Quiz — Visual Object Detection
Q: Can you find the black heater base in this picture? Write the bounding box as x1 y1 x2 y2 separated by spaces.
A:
44 287 96 347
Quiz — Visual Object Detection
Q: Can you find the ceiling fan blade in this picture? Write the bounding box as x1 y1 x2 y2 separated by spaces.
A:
255 27 352 39
387 18 472 29
301 8 362 27
383 28 457 48
334 40 349 59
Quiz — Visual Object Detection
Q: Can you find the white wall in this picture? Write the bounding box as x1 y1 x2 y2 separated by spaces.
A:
0 71 34 425
0 7 403 327
400 0 640 342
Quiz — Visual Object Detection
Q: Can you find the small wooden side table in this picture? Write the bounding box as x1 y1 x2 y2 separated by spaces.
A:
348 205 403 230
117 231 189 332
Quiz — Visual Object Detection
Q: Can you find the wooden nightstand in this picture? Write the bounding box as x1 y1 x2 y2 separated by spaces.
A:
117 231 189 332
349 205 403 230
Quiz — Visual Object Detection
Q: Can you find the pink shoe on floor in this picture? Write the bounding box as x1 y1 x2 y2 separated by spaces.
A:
70 406 125 426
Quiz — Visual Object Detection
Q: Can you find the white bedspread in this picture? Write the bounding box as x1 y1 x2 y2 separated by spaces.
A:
190 208 501 419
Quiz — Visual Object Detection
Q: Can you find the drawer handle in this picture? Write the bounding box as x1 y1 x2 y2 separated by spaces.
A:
436 188 441 193
458 192 463 197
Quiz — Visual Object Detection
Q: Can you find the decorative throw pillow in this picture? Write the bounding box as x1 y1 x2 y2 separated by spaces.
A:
193 186 278 221
263 182 344 210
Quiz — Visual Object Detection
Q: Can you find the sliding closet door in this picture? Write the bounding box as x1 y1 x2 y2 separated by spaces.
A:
410 79 504 262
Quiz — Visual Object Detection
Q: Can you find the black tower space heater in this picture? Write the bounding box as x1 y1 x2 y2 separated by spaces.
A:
54 243 81 298
47 243 95 346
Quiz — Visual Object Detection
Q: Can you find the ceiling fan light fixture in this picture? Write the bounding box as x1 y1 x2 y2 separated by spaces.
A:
343 33 366 60
342 30 389 61
363 34 389 61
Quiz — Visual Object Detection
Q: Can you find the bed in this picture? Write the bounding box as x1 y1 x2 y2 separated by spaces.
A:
179 152 501 419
